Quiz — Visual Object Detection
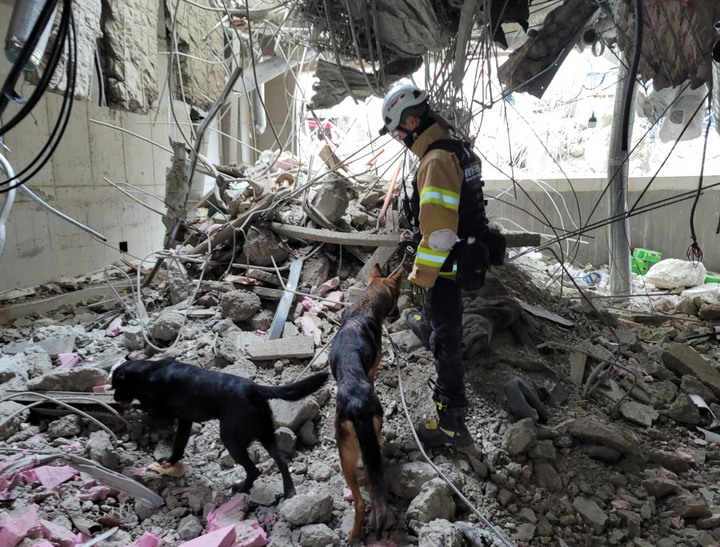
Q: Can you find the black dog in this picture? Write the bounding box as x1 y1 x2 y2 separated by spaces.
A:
111 359 329 498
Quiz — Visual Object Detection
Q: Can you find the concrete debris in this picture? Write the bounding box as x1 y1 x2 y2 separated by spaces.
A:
645 259 707 290
662 342 720 397
406 478 456 532
243 226 290 267
3 222 720 547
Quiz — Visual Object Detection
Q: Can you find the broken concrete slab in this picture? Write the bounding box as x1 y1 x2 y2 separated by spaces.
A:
243 225 290 267
662 342 720 397
619 400 659 428
27 367 109 392
270 396 321 431
641 477 681 500
0 401 29 440
567 415 641 455
569 351 587 386
0 284 132 325
220 290 263 323
2 335 77 357
668 393 702 425
246 336 315 361
573 496 608 533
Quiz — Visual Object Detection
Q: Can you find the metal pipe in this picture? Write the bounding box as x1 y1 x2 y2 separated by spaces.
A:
0 153 18 255
712 21 720 137
19 185 108 241
607 52 635 296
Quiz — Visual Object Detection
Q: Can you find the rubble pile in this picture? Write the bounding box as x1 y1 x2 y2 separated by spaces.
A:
2 163 720 546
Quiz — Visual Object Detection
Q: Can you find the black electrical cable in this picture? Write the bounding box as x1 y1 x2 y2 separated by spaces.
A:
686 90 711 263
0 6 76 194
621 0 642 152
0 0 71 137
0 0 60 121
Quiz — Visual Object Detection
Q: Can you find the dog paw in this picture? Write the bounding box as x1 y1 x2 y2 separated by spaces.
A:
149 461 187 478
231 481 251 494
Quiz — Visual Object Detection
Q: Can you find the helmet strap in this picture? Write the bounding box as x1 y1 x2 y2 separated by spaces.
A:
401 114 435 149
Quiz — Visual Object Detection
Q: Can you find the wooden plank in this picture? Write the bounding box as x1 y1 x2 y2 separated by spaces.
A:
269 222 398 247
6 391 117 405
357 246 399 283
0 284 132 326
250 286 285 301
270 222 540 249
247 269 283 286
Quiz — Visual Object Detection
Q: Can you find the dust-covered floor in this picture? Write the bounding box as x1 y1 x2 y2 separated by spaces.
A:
2 257 720 547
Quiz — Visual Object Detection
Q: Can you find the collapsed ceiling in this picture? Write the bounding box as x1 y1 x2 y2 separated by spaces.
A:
295 0 720 109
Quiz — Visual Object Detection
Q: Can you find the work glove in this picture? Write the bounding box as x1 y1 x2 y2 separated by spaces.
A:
411 284 428 308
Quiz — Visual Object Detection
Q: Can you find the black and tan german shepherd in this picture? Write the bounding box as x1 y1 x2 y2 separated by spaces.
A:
329 264 404 542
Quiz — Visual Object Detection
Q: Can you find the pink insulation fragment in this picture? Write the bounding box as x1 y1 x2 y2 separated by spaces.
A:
78 485 111 501
130 531 164 547
323 291 344 311
177 525 236 547
316 276 340 297
40 519 77 547
105 316 124 337
301 296 323 314
295 315 322 346
33 465 77 490
206 495 248 531
0 504 42 546
57 352 82 368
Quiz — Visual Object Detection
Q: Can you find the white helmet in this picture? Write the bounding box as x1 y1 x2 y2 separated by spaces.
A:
380 82 428 134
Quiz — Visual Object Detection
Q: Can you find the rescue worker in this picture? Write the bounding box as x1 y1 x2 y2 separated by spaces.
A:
380 82 505 448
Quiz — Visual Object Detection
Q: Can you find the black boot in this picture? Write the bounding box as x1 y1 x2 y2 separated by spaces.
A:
416 396 473 448
404 308 431 350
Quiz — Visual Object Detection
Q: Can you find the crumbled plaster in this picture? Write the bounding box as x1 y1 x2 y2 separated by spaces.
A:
164 0 226 110
27 0 103 100
100 0 160 113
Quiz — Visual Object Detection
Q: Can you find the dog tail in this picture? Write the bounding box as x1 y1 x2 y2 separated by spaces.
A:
354 413 387 541
255 372 329 401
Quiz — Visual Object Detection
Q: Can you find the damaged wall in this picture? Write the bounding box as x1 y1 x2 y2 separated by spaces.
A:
164 0 227 111
488 175 720 272
100 0 160 112
0 4 198 291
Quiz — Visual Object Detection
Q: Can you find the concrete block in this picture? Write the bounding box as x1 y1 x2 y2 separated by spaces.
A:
246 336 315 361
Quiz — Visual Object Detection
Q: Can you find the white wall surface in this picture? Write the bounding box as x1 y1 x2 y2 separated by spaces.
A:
0 3 213 291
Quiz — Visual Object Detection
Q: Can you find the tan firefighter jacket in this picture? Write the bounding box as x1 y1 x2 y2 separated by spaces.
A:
408 122 463 288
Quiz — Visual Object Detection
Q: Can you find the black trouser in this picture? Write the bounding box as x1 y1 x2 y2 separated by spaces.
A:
425 276 467 409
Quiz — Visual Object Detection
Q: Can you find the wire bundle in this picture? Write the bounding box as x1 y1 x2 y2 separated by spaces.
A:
0 0 76 194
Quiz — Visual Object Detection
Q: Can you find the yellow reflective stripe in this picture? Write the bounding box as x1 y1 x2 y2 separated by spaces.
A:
419 186 460 210
415 246 449 267
438 261 458 278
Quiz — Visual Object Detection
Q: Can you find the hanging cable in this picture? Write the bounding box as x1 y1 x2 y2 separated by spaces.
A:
1 1 76 194
686 90 711 263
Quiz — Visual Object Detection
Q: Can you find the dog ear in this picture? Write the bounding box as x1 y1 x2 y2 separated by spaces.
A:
369 263 383 281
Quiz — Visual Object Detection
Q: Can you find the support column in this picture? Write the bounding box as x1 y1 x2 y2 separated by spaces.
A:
607 53 635 296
